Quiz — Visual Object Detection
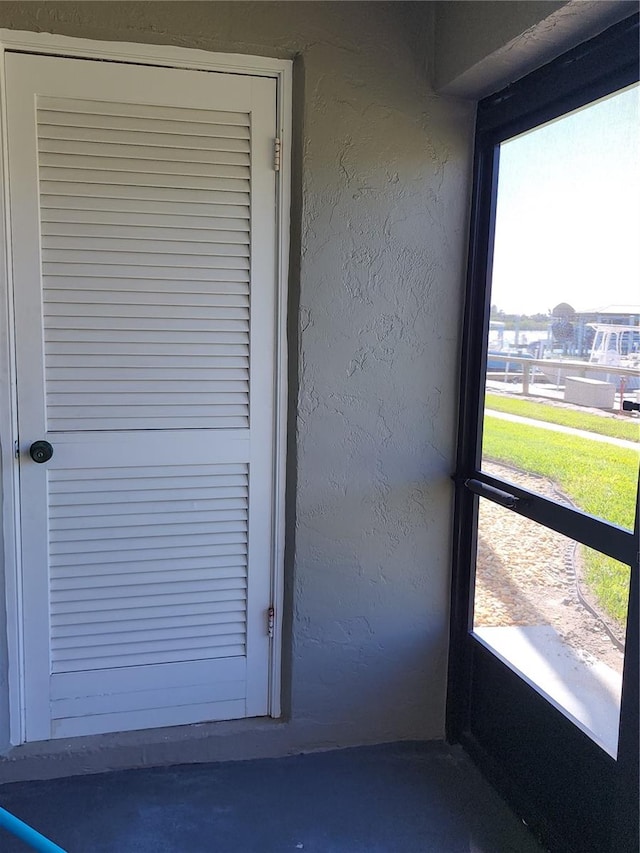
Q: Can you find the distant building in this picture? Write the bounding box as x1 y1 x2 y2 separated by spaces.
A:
575 304 640 326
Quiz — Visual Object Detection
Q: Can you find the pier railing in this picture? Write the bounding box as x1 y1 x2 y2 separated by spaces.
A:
486 354 639 401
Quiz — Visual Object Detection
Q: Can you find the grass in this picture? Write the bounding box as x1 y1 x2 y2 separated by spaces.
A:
483 416 638 624
485 392 640 443
583 555 631 631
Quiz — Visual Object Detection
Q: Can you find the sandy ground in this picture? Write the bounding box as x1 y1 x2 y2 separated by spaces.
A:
473 461 626 673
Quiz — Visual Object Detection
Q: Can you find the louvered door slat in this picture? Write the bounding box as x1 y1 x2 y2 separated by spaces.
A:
52 558 247 580
53 599 245 626
38 95 251 439
37 95 251 430
54 544 246 566
45 316 248 330
56 587 246 613
39 110 251 138
40 141 252 166
48 463 249 673
45 304 249 321
41 156 250 178
48 359 247 374
46 292 249 308
50 499 248 521
47 274 249 294
51 515 247 534
43 226 250 243
41 182 249 205
41 97 250 124
43 220 250 238
44 251 251 267
43 237 250 255
45 263 248 281
39 124 251 152
51 576 246 603
51 520 247 542
41 168 250 191
41 197 251 218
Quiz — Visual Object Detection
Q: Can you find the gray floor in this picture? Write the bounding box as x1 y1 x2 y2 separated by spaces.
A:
0 741 546 852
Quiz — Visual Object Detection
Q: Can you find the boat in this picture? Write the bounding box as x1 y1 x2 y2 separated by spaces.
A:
486 320 536 377
538 322 640 390
587 323 640 390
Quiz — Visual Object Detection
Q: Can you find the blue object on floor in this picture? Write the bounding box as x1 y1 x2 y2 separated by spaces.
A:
0 806 67 852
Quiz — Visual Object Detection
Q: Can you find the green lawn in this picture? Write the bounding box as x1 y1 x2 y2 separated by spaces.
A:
483 415 638 624
485 392 640 443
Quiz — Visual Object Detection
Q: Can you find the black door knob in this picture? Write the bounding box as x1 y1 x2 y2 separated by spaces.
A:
29 440 54 464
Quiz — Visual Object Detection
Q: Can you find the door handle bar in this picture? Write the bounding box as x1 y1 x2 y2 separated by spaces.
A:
464 478 519 509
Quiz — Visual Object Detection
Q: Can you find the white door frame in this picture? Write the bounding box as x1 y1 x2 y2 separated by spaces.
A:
0 29 291 746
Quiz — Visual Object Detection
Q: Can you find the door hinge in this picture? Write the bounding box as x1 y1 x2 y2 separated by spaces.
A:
273 138 281 172
14 440 19 459
267 606 275 639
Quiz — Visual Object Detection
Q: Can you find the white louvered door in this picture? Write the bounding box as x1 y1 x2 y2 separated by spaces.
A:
6 53 278 741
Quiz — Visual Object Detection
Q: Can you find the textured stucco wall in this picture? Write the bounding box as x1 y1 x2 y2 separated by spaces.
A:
434 0 568 91
433 0 638 97
0 2 475 780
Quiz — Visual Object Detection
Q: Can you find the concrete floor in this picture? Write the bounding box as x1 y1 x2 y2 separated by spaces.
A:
0 741 545 852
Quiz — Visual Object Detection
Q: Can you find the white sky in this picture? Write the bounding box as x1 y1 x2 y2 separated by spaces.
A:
490 83 640 316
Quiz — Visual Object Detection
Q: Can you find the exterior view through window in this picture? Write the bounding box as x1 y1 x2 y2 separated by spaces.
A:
472 83 640 757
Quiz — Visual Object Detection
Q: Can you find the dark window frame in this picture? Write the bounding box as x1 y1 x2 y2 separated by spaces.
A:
447 13 639 852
